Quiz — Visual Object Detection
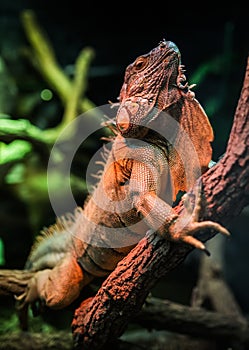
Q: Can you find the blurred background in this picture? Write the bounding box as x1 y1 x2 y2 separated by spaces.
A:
0 0 248 334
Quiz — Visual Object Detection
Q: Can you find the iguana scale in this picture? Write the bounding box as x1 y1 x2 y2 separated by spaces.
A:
16 39 229 323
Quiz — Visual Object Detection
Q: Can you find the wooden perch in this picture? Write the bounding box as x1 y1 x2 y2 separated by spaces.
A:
0 270 35 296
71 56 249 349
133 296 249 345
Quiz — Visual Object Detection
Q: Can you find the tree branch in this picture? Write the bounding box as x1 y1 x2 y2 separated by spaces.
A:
71 56 249 349
133 296 249 345
0 270 35 296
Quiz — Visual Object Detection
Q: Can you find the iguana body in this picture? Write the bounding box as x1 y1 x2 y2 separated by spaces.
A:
17 39 229 315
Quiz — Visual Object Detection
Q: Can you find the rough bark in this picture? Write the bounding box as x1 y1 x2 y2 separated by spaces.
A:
71 56 249 349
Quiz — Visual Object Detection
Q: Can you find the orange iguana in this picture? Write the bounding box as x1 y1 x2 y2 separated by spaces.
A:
16 39 229 323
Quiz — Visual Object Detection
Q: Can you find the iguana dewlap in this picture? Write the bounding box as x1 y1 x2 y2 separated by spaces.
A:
17 39 229 316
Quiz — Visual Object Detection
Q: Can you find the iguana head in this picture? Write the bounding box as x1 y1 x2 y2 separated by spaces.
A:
115 39 214 198
116 39 182 137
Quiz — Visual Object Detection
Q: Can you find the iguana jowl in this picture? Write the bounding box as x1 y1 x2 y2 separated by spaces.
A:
16 39 229 317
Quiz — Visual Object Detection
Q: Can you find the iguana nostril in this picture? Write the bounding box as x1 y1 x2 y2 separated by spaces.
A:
166 41 180 53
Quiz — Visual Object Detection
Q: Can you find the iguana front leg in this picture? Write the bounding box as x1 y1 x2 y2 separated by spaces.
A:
131 161 230 253
168 181 230 254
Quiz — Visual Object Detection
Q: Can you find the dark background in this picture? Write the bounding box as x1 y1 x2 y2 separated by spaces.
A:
0 0 248 324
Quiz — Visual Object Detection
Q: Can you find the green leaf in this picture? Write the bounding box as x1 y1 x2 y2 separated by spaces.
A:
5 163 26 184
0 140 32 165
0 118 45 141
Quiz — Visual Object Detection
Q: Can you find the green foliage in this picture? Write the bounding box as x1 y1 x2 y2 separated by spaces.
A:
0 118 45 143
189 53 233 117
0 308 57 334
0 140 32 165
0 238 4 266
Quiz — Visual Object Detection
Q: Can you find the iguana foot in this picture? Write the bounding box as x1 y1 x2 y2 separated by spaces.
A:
15 269 50 311
169 180 230 255
15 270 49 330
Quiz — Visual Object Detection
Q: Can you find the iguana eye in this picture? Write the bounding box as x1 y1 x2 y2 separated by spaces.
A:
134 56 147 71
